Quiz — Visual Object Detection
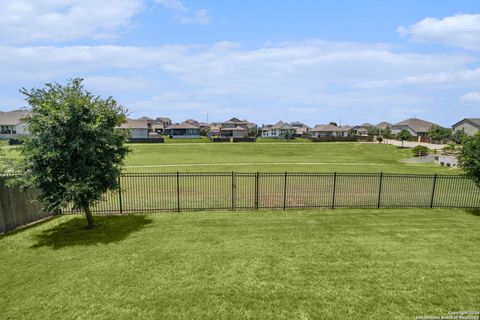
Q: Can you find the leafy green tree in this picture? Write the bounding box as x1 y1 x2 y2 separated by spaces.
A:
376 136 383 143
396 130 412 148
329 122 337 126
200 128 209 136
411 145 429 157
19 79 129 228
452 129 467 144
381 127 393 140
368 127 380 136
427 125 452 143
458 133 480 187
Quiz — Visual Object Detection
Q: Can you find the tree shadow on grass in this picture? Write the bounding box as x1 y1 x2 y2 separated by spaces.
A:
466 209 480 217
31 215 153 249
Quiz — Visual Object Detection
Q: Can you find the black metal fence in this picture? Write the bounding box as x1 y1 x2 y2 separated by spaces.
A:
63 172 480 214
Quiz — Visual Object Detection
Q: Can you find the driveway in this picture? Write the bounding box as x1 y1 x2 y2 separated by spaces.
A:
382 139 445 150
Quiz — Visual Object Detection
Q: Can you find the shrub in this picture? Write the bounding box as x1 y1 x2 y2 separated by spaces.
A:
411 145 429 157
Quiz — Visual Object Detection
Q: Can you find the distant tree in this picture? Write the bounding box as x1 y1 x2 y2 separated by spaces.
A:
368 127 380 136
19 79 129 228
452 129 467 144
329 122 337 126
427 125 452 143
396 130 412 148
376 136 383 143
248 127 258 137
381 127 393 140
200 128 209 136
458 133 480 187
411 145 429 157
442 142 457 154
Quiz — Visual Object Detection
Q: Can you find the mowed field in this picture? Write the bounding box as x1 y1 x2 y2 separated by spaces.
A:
1 141 459 174
124 142 457 174
1 209 479 319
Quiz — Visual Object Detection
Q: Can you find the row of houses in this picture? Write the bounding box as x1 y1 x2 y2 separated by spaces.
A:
1 108 479 142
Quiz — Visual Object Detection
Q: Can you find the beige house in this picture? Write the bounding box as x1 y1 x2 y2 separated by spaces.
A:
391 118 437 141
452 118 480 136
261 121 296 138
165 121 201 138
220 126 247 138
310 124 352 138
119 119 150 138
0 109 30 139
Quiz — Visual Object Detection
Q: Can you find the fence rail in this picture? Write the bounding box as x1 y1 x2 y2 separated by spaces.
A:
62 172 480 214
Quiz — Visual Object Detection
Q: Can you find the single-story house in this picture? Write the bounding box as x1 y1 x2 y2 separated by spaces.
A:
119 119 149 139
290 121 310 136
261 121 296 138
391 118 437 140
310 124 352 138
220 126 247 138
165 122 201 138
452 118 480 136
351 125 370 136
0 109 30 139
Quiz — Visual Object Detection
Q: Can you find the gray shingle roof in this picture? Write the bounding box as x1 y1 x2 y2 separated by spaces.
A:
166 122 200 129
0 110 30 126
375 122 391 129
392 118 437 133
120 119 149 129
452 118 480 129
311 125 351 132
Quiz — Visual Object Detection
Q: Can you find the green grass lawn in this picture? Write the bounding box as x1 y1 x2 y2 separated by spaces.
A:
1 141 459 174
1 209 479 319
124 142 457 174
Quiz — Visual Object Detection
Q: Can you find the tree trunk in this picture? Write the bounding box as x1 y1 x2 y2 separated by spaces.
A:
83 205 95 228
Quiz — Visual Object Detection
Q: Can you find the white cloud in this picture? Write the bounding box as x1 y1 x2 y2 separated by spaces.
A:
399 13 480 50
0 0 143 43
460 92 480 103
155 0 211 25
0 39 473 121
354 68 480 89
178 9 211 25
155 0 187 11
83 76 151 92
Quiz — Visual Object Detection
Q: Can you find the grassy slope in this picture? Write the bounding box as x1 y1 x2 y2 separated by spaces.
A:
125 142 457 174
1 209 479 319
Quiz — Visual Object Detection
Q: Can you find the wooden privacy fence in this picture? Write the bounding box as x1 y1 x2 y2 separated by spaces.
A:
0 177 49 233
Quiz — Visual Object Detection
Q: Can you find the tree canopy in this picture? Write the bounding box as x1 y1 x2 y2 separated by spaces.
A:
20 79 129 228
458 133 480 187
427 125 451 142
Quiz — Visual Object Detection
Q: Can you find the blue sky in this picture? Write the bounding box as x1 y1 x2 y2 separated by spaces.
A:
0 0 479 126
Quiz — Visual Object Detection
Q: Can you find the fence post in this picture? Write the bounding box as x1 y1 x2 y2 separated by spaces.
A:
255 172 259 210
118 175 123 214
283 172 288 210
430 174 437 208
176 172 180 212
332 172 337 209
377 172 383 209
231 172 236 210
